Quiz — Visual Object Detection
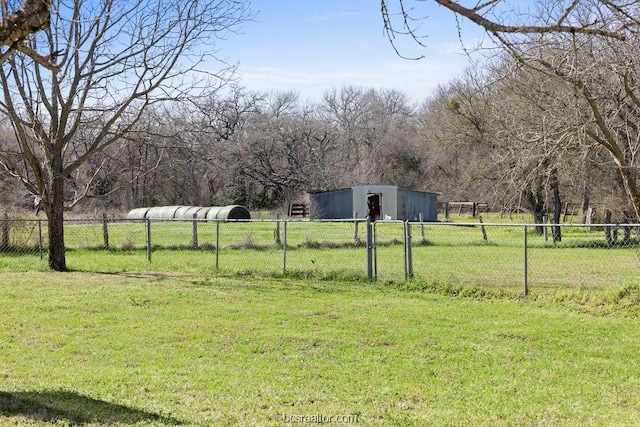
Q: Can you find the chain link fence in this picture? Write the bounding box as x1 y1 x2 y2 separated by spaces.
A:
1 214 639 296
0 215 45 256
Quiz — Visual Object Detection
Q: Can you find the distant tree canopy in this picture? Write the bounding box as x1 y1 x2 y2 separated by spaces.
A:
0 75 622 228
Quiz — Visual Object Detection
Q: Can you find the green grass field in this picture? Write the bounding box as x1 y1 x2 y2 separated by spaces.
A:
1 271 639 426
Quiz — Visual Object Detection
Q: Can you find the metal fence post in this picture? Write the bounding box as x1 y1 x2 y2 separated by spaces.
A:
146 218 152 262
406 221 413 279
38 219 43 260
523 224 528 297
215 220 220 270
366 217 373 279
283 220 287 274
373 222 377 280
403 222 408 279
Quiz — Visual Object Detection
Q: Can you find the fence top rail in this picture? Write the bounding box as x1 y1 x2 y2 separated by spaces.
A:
86 217 373 223
5 216 640 228
419 222 640 228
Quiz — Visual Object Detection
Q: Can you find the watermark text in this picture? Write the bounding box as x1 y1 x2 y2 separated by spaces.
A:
282 413 360 424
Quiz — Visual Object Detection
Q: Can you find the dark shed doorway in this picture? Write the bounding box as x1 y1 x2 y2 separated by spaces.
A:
367 193 381 221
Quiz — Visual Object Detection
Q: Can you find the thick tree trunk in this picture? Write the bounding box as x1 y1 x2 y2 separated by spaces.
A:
550 168 562 242
604 210 614 246
533 205 545 235
46 172 67 271
622 211 632 245
523 188 545 234
618 164 640 223
579 153 591 224
580 194 590 224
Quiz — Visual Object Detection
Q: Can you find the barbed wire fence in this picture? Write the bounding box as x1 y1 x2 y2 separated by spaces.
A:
1 213 639 296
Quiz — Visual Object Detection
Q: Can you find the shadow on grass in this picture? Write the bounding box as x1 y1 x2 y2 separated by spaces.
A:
0 389 181 425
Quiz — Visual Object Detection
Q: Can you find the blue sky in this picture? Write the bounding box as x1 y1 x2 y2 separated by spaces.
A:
216 0 487 103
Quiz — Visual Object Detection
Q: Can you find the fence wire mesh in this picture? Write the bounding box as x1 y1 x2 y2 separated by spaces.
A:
1 216 639 296
407 222 526 290
0 218 44 255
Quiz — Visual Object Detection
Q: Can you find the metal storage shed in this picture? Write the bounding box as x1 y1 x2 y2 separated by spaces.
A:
309 185 438 221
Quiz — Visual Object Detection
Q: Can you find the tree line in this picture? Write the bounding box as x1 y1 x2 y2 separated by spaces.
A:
2 66 632 230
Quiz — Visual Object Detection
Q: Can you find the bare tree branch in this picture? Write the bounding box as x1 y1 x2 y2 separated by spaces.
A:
434 0 627 40
0 0 50 45
381 0 635 57
0 0 55 69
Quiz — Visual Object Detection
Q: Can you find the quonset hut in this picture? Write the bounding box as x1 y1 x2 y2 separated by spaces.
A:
309 185 438 221
126 205 251 220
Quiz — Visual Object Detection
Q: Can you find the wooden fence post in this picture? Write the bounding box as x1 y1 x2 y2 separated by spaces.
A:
102 213 109 249
274 213 281 245
192 213 198 248
604 210 613 245
478 215 488 241
354 212 359 242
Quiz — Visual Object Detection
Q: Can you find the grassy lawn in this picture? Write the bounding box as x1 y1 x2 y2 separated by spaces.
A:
1 271 640 426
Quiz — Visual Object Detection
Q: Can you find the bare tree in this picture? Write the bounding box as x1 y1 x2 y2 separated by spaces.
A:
416 67 502 204
383 0 640 220
185 87 264 205
319 86 415 186
229 91 338 207
0 0 250 271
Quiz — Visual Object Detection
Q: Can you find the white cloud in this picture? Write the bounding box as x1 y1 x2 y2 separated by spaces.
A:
235 53 474 103
236 66 382 101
